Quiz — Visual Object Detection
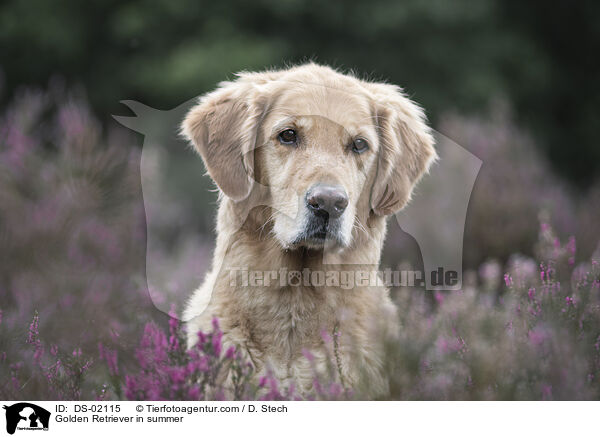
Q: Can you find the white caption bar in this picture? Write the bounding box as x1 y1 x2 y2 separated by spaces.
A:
0 401 597 436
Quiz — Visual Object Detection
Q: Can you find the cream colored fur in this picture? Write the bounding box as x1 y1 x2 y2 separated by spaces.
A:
181 63 436 398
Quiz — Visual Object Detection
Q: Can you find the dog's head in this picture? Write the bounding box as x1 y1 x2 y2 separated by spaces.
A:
182 64 436 251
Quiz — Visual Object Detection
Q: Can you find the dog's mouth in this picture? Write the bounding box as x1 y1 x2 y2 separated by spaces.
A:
292 218 345 249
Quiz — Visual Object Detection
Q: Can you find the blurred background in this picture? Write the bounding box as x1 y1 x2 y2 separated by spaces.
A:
1 0 599 186
1 0 600 400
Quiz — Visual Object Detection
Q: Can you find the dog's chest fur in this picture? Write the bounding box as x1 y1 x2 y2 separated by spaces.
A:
184 203 395 396
204 273 390 394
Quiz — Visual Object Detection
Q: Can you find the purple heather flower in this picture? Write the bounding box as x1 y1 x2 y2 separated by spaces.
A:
541 384 552 400
302 348 315 362
225 346 236 360
33 345 44 363
27 312 39 345
98 342 120 376
528 327 549 346
567 236 576 265
188 386 201 400
258 375 268 388
328 383 342 397
168 367 186 384
169 334 180 352
168 305 179 333
320 329 333 344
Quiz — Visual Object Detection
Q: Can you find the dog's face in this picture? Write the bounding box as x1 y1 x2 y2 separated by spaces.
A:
257 86 379 249
182 64 436 251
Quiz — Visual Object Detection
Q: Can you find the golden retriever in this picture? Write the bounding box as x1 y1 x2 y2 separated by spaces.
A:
181 63 436 398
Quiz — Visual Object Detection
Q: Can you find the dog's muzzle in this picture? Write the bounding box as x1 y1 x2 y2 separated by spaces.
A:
295 184 348 246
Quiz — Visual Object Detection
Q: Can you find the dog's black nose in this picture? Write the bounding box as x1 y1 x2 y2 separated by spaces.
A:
306 184 348 219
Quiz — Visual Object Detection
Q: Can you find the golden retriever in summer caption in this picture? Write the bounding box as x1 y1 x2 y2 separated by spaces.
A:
181 63 436 398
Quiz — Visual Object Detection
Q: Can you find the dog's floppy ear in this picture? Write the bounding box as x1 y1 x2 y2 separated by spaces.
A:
181 78 267 201
367 83 437 216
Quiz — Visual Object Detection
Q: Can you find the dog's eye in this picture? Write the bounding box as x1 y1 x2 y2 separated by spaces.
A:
351 138 369 154
278 129 297 145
